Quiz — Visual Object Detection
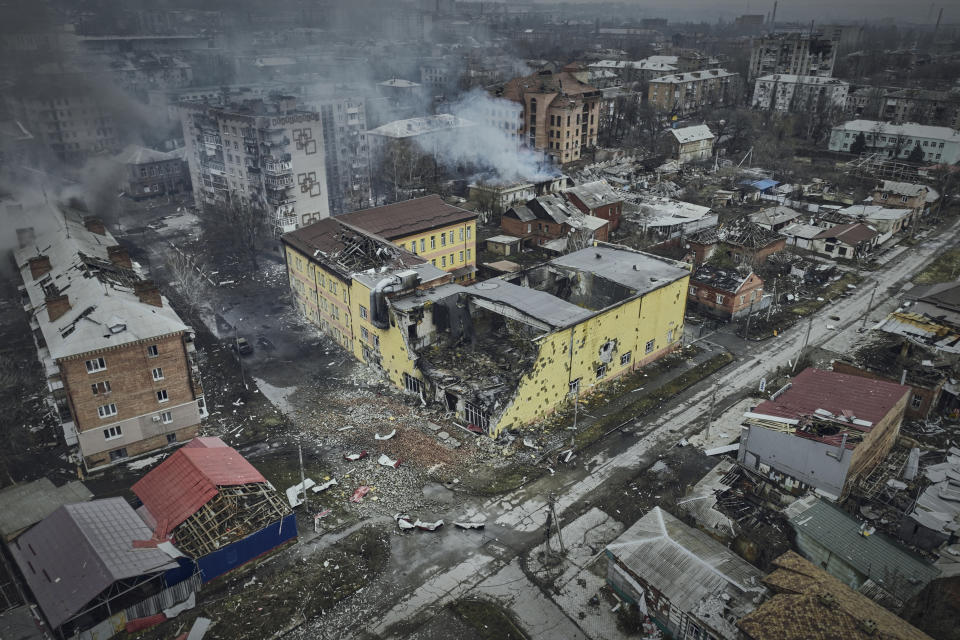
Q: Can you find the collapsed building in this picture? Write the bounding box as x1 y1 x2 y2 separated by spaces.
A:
283 216 690 436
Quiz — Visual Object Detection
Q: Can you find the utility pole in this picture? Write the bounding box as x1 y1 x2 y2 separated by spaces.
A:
792 315 814 373
861 283 878 332
706 383 719 437
743 300 756 343
548 493 565 555
298 444 308 513
766 282 777 322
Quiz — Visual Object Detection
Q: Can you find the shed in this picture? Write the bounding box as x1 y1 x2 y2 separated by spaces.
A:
0 478 92 541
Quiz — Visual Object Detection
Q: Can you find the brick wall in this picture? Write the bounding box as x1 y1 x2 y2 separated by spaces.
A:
83 424 198 468
844 389 908 498
61 332 199 467
831 361 941 421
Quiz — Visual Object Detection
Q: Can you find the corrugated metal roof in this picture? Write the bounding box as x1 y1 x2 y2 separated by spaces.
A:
132 443 267 535
753 368 908 426
787 496 939 603
9 498 176 629
468 278 592 329
0 478 92 540
606 507 766 615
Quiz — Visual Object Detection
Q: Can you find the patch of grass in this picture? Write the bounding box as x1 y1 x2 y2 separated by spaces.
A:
448 599 527 640
132 525 390 640
572 351 734 451
460 463 542 497
913 248 960 284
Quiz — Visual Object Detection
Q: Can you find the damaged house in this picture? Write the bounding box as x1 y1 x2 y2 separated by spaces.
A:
500 194 609 253
283 220 690 436
686 222 786 266
132 437 295 582
605 506 768 640
738 368 910 500
687 265 767 320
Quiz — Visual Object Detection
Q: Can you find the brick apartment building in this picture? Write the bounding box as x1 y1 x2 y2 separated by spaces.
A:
495 65 602 165
686 223 786 266
15 208 205 470
564 180 624 231
647 69 740 116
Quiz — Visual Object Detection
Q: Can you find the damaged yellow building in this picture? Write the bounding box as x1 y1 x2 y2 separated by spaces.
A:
283 218 691 436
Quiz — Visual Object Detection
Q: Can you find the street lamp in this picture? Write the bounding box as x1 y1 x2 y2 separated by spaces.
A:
234 318 247 390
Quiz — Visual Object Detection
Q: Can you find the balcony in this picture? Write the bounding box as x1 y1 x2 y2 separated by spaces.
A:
265 174 294 190
202 160 225 175
264 161 292 176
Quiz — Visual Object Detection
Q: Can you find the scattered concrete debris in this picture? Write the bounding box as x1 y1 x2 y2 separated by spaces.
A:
415 519 444 532
350 486 372 503
454 521 486 530
343 451 369 462
286 479 316 508
377 454 401 469
312 478 338 493
375 429 396 441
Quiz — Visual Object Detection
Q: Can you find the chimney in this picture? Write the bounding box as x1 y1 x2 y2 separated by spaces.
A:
29 255 52 280
83 217 106 235
107 245 132 269
46 294 71 322
134 280 162 307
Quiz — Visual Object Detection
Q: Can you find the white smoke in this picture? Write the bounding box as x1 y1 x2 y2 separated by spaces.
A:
424 89 560 185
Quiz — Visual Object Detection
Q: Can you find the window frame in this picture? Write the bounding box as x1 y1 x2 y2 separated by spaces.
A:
152 367 164 381
103 425 122 440
147 345 158 358
85 357 106 373
98 403 118 419
156 389 169 403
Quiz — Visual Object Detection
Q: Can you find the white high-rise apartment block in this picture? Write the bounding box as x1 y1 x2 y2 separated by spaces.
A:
752 74 849 113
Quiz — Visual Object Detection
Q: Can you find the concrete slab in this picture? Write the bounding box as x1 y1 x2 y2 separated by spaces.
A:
436 431 450 441
427 422 442 432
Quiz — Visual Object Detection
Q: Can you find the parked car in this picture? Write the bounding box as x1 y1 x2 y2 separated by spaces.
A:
232 337 253 355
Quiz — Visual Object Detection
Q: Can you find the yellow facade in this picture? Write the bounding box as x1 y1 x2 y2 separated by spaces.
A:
285 244 422 386
494 275 688 434
286 240 690 438
392 220 477 281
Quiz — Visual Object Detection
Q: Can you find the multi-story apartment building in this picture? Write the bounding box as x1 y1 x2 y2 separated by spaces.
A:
647 69 740 116
751 74 849 113
495 66 602 165
4 72 122 165
339 195 478 282
310 95 372 215
828 120 960 164
844 87 960 129
748 32 837 81
180 96 330 234
14 209 205 470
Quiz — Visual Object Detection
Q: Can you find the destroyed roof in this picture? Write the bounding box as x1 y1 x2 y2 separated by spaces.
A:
878 180 938 202
14 206 190 360
741 178 780 191
9 498 178 629
119 145 182 165
670 124 715 144
737 551 934 640
281 217 429 279
910 449 960 538
132 437 268 535
389 282 470 312
634 197 712 220
565 180 623 208
912 280 960 315
468 278 592 330
339 195 477 240
756 73 848 85
833 120 960 142
503 204 537 222
876 312 960 353
812 222 879 244
550 245 690 297
498 69 600 105
606 507 765 637
749 206 800 227
837 205 912 221
752 368 908 427
691 265 754 295
785 496 939 604
688 222 782 249
527 194 583 224
0 478 92 541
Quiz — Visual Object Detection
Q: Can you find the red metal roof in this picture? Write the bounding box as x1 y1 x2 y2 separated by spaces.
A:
754 368 908 427
132 445 266 536
184 436 230 448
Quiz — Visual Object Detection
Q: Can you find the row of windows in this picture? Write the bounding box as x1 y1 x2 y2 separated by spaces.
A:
689 286 760 306
97 389 169 420
409 227 472 254
843 131 946 148
429 250 471 269
85 344 159 373
102 411 174 441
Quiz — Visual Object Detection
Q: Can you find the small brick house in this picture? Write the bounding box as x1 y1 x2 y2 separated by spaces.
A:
501 195 609 247
832 361 945 422
121 145 190 199
686 222 786 266
688 265 766 319
564 180 624 231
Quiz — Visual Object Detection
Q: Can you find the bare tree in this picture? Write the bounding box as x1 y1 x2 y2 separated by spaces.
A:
202 191 270 271
166 250 209 316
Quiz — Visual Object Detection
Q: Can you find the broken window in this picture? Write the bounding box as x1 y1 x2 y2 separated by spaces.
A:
85 357 106 373
359 305 368 319
596 364 607 379
431 236 436 249
645 339 655 354
420 238 426 252
361 327 369 341
442 256 447 267
152 367 164 381
689 286 696 296
464 401 489 429
403 373 423 395
466 227 472 240
620 352 632 366
569 378 581 395
598 339 617 363
109 448 127 461
441 234 446 247
91 381 111 395
911 394 923 409
715 294 724 304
